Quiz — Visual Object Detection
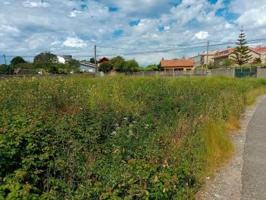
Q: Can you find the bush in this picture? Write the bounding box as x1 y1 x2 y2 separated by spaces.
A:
99 62 113 73
33 52 58 71
11 56 27 66
0 65 11 74
124 59 139 73
0 76 266 199
140 64 160 71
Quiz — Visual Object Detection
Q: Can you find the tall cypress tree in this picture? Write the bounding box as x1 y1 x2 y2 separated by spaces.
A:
232 30 252 65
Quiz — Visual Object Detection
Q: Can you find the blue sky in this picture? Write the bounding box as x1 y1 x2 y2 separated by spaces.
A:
0 0 266 65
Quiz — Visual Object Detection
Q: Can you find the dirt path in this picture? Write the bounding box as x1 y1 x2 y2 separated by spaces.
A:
197 96 266 200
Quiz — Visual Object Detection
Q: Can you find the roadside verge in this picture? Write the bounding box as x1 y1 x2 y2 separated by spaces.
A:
197 95 266 200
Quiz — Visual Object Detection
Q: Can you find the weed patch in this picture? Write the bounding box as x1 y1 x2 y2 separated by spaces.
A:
0 76 266 199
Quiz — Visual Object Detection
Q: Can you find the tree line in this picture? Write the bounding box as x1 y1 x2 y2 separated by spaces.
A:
0 53 160 75
0 52 80 75
99 56 160 73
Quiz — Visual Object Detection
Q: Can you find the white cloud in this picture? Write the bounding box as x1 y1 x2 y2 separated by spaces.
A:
63 37 87 48
69 10 82 18
230 0 265 13
194 31 209 40
3 1 11 5
23 0 49 8
0 0 265 65
0 24 20 34
236 5 266 28
25 34 56 50
103 0 171 16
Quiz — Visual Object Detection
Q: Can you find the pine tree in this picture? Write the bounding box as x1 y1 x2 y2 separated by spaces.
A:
231 30 252 65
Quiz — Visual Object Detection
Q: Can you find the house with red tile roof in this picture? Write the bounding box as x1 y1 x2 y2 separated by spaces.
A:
213 48 235 65
98 57 109 64
253 47 266 63
213 47 262 65
160 58 195 71
191 51 218 66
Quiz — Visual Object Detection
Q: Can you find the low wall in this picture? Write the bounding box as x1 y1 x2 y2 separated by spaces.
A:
131 69 234 77
131 70 207 77
210 68 235 77
257 68 266 78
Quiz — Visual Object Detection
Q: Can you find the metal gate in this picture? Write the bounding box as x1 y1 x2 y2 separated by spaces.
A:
235 67 257 78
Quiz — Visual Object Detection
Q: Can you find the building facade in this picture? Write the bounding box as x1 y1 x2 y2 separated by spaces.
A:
160 58 195 71
213 48 263 65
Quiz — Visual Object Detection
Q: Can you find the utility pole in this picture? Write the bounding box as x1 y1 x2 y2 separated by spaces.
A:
3 54 7 65
94 45 97 73
3 54 10 74
206 40 209 70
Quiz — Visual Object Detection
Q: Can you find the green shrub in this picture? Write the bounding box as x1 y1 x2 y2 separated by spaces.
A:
0 76 266 199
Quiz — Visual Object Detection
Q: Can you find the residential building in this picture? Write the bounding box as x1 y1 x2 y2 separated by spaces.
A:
253 47 266 63
57 56 66 64
213 48 261 65
80 61 96 73
62 55 73 63
98 57 109 64
213 48 234 65
160 58 195 71
191 51 217 66
201 51 217 65
56 55 73 64
191 55 202 67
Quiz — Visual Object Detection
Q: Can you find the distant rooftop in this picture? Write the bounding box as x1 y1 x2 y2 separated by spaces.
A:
160 59 195 68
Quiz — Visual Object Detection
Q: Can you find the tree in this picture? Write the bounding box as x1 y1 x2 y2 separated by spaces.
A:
124 59 139 73
90 58 96 64
11 56 26 66
68 59 80 70
253 58 262 64
110 56 126 72
142 64 160 71
33 52 58 71
231 30 252 65
0 64 10 74
99 62 113 73
223 58 233 67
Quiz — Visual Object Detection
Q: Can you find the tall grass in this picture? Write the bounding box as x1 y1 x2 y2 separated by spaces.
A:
0 76 266 199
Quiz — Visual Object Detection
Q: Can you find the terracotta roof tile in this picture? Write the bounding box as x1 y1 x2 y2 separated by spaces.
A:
214 48 234 58
253 47 266 54
160 59 194 68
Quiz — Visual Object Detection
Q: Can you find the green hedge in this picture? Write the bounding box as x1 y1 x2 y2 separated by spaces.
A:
0 76 266 199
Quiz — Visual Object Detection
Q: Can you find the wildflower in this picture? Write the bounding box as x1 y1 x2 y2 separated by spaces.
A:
145 124 149 129
111 131 117 136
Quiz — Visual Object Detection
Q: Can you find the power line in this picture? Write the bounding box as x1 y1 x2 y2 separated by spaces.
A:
1 37 266 60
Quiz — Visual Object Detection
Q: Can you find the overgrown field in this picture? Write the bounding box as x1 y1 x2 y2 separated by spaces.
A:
0 76 266 200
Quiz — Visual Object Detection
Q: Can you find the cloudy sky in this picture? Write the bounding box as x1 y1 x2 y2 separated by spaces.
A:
0 0 266 65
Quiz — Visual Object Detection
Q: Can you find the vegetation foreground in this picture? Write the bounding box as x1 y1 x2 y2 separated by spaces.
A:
0 76 266 200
